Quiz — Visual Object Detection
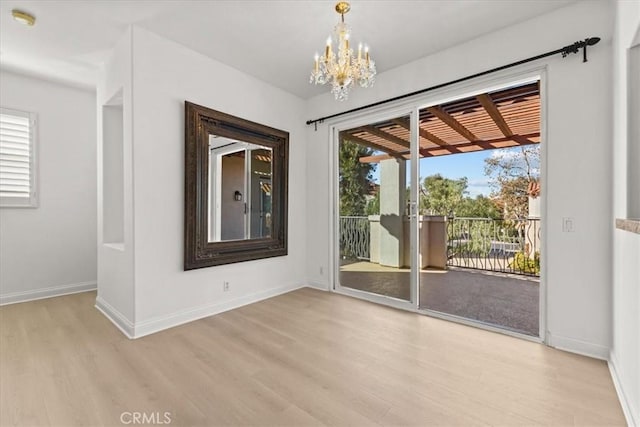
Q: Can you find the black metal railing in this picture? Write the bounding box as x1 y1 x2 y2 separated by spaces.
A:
446 217 540 277
338 216 540 276
339 216 370 260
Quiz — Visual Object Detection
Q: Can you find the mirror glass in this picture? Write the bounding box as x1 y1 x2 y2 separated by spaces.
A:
208 135 273 242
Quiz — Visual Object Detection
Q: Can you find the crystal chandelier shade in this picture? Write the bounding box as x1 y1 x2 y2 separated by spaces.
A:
310 2 376 101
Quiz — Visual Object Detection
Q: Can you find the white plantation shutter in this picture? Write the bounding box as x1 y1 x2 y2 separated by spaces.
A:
0 108 37 207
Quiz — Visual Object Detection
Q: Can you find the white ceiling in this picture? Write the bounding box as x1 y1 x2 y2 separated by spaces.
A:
0 0 575 99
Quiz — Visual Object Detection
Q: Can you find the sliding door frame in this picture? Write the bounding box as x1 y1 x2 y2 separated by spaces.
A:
331 105 418 312
328 65 548 344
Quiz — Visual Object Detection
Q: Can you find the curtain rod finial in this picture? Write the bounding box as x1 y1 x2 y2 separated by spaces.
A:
586 37 600 46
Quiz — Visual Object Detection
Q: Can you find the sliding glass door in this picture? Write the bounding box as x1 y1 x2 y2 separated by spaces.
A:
334 78 543 339
336 111 419 305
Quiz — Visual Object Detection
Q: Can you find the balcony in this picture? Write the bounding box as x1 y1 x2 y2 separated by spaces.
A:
339 216 540 336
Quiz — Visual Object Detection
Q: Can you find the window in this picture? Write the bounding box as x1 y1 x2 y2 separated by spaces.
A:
0 108 37 207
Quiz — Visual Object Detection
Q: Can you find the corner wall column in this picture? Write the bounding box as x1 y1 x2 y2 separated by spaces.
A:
379 158 406 267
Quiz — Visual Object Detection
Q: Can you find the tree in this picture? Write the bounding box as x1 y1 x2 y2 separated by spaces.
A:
456 194 502 219
492 175 532 219
365 190 380 215
339 140 376 215
484 145 540 219
420 174 468 215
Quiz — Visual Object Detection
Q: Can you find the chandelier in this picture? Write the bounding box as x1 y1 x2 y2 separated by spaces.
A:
310 1 376 101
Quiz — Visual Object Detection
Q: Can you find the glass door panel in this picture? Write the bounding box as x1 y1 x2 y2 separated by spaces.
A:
416 82 541 337
338 114 414 302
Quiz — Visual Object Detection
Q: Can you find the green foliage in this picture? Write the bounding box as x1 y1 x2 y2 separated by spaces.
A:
420 174 468 215
339 141 376 216
509 251 540 274
419 174 501 219
448 220 494 256
494 175 531 220
456 195 502 219
365 191 380 215
447 218 526 258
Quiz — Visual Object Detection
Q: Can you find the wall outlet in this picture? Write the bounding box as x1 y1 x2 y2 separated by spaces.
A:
223 281 230 292
319 266 324 275
562 217 575 232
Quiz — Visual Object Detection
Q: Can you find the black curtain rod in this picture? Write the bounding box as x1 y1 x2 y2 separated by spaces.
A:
306 36 601 128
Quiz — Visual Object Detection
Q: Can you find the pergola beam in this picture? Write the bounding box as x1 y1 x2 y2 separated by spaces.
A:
511 134 537 145
341 132 404 159
359 132 540 163
426 106 479 142
476 93 513 137
359 125 410 148
390 118 462 154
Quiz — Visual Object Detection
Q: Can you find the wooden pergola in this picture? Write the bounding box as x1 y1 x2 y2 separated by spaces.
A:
341 82 540 163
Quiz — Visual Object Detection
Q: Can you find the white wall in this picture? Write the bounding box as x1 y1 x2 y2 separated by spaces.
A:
306 0 614 358
0 71 97 304
102 103 124 244
611 1 640 425
108 27 307 336
95 28 136 333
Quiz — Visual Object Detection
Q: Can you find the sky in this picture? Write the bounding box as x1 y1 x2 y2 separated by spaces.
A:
419 150 493 197
370 149 495 198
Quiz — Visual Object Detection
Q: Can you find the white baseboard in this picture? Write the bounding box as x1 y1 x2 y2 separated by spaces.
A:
609 352 638 427
0 281 96 306
132 283 305 339
307 280 329 291
95 296 135 338
546 332 609 360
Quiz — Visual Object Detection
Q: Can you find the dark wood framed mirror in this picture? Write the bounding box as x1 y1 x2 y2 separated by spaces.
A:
184 102 288 270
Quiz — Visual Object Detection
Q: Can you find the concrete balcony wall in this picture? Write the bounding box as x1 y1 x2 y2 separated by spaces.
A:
369 215 447 269
403 216 447 269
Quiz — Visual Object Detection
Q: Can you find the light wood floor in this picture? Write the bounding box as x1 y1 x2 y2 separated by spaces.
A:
0 288 625 426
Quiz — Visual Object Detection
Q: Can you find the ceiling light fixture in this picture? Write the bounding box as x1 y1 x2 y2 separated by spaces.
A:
310 1 376 101
12 10 36 26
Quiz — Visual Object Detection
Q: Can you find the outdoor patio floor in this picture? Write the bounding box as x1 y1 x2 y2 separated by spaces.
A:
340 262 539 336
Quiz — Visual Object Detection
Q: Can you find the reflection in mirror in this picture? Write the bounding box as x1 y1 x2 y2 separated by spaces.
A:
208 136 272 242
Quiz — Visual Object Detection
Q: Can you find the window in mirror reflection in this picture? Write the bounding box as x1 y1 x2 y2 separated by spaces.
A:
208 135 272 242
